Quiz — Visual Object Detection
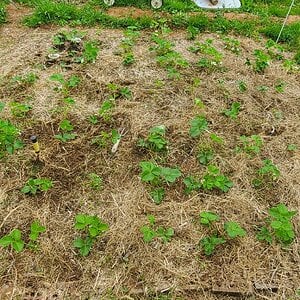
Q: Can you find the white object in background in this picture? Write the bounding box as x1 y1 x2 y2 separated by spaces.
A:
193 0 241 9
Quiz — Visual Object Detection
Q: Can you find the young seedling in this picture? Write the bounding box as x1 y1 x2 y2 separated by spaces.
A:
87 173 103 190
201 165 233 193
10 102 32 118
12 73 38 86
183 176 201 194
200 211 220 226
138 125 168 152
223 102 241 119
28 220 46 250
82 41 99 63
257 204 297 245
140 215 174 243
224 221 246 238
200 236 226 256
0 229 24 253
54 119 77 142
0 119 23 157
222 37 241 55
189 115 208 138
50 73 80 95
253 159 280 188
287 144 297 152
21 178 53 195
253 49 270 73
197 148 214 165
237 80 247 92
74 214 109 256
150 188 165 205
236 135 263 156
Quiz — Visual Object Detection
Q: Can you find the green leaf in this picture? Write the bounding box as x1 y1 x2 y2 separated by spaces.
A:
183 176 201 194
0 102 5 112
12 240 24 253
140 226 156 243
139 161 161 183
0 236 13 247
256 226 272 244
224 221 246 238
160 167 181 183
150 188 165 204
189 115 208 138
74 237 93 256
59 119 74 132
269 203 296 221
50 73 65 84
223 102 241 119
200 236 226 256
200 211 219 226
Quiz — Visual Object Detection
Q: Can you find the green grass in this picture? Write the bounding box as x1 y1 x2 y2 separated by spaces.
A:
0 3 7 25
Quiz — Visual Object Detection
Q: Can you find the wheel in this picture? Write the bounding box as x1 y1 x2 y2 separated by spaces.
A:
104 0 115 6
151 0 162 9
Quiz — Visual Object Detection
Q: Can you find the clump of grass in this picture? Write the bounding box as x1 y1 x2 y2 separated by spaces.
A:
0 3 7 25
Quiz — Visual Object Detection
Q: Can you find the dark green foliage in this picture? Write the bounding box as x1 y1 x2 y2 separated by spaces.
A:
200 236 225 256
0 4 6 25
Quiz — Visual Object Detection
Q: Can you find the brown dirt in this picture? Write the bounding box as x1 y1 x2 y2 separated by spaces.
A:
107 7 153 18
0 6 300 300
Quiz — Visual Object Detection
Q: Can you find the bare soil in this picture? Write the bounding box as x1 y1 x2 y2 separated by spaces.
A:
0 4 299 300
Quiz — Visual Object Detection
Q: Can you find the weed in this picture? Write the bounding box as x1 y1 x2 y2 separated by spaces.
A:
21 178 53 195
0 119 23 157
223 102 241 119
74 214 109 256
200 236 225 256
88 173 103 190
0 229 24 253
200 211 219 226
141 215 174 243
224 221 246 238
138 125 168 152
236 135 263 156
189 115 208 138
201 165 233 193
150 35 188 78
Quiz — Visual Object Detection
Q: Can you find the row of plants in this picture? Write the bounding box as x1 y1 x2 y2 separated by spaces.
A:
14 0 300 51
0 202 296 256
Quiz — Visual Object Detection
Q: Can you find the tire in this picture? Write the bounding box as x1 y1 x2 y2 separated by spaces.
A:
150 0 163 9
104 0 115 6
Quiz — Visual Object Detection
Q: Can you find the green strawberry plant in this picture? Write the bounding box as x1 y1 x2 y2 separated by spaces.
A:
257 204 296 245
223 102 241 119
0 229 24 253
200 211 220 226
74 214 109 256
0 119 23 158
10 102 32 118
253 49 270 73
55 119 77 142
190 115 208 138
138 125 168 152
252 159 280 188
224 221 246 238
140 215 174 243
50 73 80 95
183 176 201 194
200 236 226 256
201 165 233 192
87 173 103 190
197 148 214 165
28 220 46 250
21 178 53 195
236 135 263 156
140 161 181 204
